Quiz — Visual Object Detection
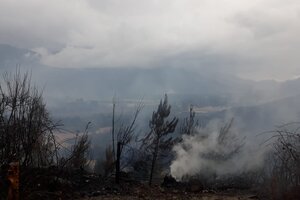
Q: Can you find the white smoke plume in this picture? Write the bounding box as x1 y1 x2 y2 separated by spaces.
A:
170 119 268 181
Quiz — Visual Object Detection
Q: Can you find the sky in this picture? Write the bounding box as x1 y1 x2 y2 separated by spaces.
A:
0 0 300 80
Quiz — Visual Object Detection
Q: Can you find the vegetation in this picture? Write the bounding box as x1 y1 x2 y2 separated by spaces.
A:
0 71 91 199
261 123 300 199
141 94 178 185
0 70 299 199
0 71 59 167
180 105 197 136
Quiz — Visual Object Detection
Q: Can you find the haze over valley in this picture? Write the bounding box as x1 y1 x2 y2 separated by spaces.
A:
1 1 300 199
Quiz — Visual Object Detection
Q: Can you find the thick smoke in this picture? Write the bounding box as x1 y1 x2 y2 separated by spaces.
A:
170 119 268 181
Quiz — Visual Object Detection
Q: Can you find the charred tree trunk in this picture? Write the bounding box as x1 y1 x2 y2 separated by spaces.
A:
112 99 116 161
149 137 160 186
115 142 121 184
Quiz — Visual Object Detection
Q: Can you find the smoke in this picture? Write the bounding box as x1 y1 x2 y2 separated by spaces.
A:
170 119 268 181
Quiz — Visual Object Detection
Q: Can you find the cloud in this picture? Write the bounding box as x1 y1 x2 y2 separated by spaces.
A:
0 0 300 80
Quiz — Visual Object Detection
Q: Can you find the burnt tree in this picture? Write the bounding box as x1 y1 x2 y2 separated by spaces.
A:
0 70 59 167
115 101 143 183
142 94 178 185
180 105 197 136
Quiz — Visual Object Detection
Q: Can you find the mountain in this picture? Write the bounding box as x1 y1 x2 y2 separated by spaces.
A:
197 94 300 134
0 44 266 103
235 94 300 131
1 44 300 134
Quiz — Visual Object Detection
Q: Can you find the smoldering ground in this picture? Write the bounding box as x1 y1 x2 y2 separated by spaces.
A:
170 118 269 181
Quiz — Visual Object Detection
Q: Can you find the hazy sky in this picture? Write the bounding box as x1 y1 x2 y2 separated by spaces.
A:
0 0 300 80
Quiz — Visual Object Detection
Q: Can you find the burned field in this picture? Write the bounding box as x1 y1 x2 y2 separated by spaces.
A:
1 163 297 200
15 168 260 200
0 72 299 200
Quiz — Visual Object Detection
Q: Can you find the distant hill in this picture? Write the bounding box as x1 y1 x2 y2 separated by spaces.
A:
1 44 300 105
198 94 300 133
1 44 300 134
234 94 300 131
